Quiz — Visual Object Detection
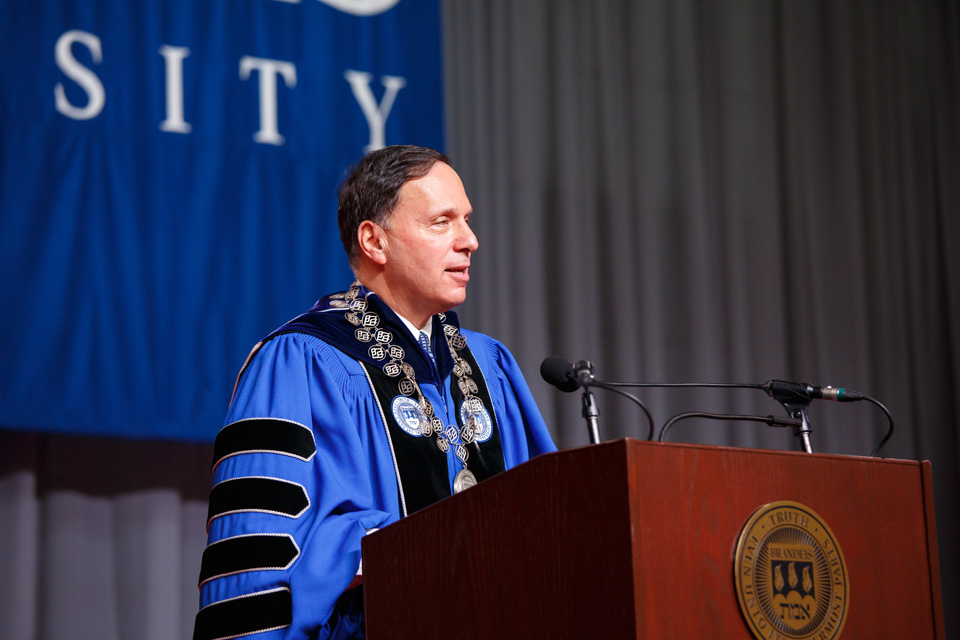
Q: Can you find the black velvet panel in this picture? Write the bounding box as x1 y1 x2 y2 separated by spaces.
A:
193 588 291 640
198 534 299 587
206 478 308 528
213 418 316 470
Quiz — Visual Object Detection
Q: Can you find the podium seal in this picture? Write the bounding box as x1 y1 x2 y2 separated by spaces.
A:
734 501 849 640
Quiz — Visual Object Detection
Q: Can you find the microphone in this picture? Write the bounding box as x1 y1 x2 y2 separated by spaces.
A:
540 356 655 441
540 356 580 392
760 379 864 404
540 356 600 443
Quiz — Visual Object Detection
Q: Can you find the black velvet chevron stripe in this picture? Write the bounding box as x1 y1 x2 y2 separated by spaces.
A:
193 588 291 640
207 478 309 527
198 535 299 587
213 418 316 470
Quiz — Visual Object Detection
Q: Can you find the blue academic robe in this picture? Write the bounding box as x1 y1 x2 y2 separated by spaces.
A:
194 288 556 640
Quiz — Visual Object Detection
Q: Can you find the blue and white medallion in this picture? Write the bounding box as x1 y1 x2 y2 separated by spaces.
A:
392 396 425 437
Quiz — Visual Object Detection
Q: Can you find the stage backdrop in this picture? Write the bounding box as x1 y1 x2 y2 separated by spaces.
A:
0 0 444 441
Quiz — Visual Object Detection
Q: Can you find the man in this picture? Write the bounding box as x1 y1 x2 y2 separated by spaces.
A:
194 145 556 640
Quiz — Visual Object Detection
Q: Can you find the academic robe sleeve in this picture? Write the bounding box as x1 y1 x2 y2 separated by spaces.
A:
194 333 392 640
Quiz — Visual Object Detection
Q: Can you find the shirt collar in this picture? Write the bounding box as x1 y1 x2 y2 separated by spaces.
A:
396 313 432 342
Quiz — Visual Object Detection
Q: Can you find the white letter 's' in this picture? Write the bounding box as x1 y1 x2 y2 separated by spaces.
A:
54 30 105 121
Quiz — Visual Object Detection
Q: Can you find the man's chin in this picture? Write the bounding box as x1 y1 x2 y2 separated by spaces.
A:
437 290 468 313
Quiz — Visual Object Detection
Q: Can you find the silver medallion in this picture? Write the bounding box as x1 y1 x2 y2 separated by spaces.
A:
467 397 484 415
444 424 459 441
458 378 480 395
419 417 433 436
453 469 477 493
420 399 434 416
383 362 402 377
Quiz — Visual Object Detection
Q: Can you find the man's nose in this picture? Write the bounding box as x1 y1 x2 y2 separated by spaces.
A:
458 222 478 253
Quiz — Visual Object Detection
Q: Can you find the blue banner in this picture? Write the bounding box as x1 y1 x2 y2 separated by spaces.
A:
0 0 444 440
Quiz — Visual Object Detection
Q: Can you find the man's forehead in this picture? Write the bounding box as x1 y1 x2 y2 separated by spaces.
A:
392 163 471 217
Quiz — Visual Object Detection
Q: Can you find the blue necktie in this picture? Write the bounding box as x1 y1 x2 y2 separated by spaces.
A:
418 331 435 365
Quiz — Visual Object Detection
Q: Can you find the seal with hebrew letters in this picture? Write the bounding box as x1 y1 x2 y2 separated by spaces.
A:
734 501 849 640
391 396 426 437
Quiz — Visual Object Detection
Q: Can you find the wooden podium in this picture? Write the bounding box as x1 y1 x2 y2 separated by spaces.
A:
361 439 944 638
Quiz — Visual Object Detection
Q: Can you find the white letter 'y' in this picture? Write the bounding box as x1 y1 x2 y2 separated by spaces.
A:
344 70 407 153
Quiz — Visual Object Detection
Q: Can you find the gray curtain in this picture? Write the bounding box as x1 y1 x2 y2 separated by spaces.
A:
1 0 957 637
0 433 211 640
447 0 959 631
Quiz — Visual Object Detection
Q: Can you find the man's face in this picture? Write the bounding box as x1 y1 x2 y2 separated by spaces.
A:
379 162 478 323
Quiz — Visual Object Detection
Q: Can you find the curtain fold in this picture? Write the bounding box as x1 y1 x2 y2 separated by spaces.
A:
0 433 211 640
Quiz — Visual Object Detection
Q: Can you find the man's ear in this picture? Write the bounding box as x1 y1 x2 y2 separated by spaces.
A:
357 220 388 266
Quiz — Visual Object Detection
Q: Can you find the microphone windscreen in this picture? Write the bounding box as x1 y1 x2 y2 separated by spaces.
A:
540 356 581 392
